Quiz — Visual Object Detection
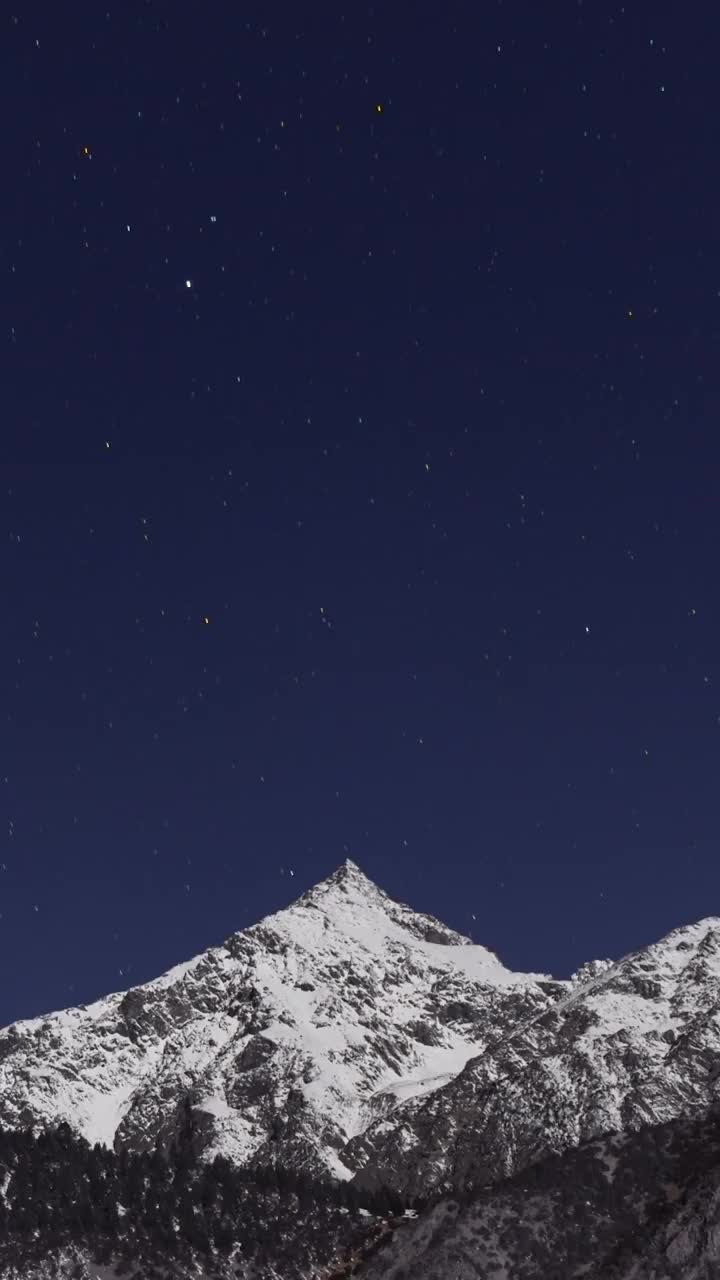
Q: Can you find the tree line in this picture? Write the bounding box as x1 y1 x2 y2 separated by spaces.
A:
0 1120 409 1276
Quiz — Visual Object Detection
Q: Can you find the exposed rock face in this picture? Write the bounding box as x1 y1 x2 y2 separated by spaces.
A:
346 917 720 1199
354 1107 720 1280
614 1162 720 1279
0 860 554 1179
2 863 720 1280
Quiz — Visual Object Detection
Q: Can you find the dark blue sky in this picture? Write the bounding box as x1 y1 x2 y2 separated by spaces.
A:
2 3 720 1023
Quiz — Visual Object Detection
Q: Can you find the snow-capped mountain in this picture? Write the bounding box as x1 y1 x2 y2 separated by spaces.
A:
2 861 720 1280
347 914 720 1198
0 860 556 1180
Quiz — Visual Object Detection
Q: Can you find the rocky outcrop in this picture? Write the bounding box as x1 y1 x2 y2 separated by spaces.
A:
346 917 720 1199
0 867 720 1279
354 1106 720 1280
0 860 555 1179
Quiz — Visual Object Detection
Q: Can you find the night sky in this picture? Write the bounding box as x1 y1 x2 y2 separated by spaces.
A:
2 3 720 1024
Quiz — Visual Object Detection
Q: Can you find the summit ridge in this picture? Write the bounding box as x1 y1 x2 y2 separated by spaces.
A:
0 867 719 1278
0 861 549 1179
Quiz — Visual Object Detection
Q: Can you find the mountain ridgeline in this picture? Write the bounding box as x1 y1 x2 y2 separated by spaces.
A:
0 860 719 1277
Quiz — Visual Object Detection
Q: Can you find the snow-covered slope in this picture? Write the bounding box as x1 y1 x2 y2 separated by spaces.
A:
347 916 720 1197
0 860 554 1178
2 868 720 1280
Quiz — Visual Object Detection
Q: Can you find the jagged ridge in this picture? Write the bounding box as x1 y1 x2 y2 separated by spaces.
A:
347 916 720 1197
1 863 720 1280
0 860 554 1181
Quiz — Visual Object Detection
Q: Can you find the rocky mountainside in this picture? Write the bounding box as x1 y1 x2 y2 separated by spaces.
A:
347 915 720 1200
1 861 720 1280
0 860 555 1181
354 1105 720 1280
4 1106 720 1280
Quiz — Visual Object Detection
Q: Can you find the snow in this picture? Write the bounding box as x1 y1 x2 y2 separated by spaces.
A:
370 1040 487 1110
197 1093 236 1121
279 860 546 989
230 860 550 1156
77 1077 141 1148
2 859 719 1188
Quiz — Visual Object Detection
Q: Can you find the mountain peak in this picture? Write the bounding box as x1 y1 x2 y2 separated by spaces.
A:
289 858 483 954
328 856 374 882
318 857 381 890
328 856 378 883
298 858 388 909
